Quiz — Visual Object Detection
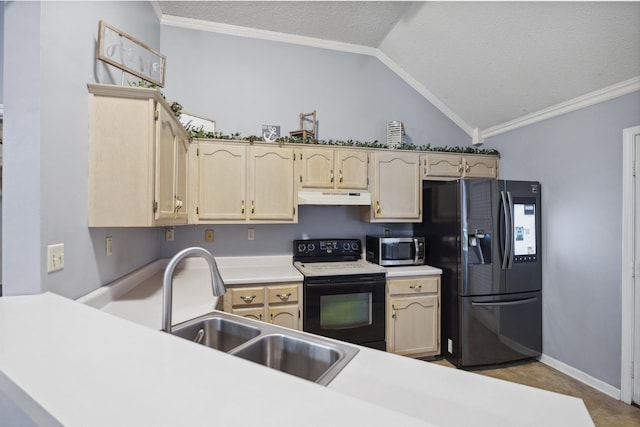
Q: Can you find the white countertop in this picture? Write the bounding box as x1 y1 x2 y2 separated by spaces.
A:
66 256 593 426
0 293 428 427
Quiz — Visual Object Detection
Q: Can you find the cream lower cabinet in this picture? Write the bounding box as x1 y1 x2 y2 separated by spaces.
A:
421 153 498 180
297 147 368 190
222 283 302 330
88 83 190 227
386 276 440 357
362 151 422 222
190 140 297 223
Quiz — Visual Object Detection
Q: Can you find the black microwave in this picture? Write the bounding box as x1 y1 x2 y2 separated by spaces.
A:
366 236 426 266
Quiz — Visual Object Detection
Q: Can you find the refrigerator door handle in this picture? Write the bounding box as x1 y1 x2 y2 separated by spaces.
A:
500 190 511 269
471 296 538 307
506 191 515 269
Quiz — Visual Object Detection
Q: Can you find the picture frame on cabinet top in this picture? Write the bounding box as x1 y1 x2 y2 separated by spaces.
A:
96 20 166 87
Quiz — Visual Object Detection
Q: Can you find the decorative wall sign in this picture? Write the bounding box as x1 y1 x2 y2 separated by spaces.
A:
180 113 215 134
262 125 281 142
97 20 166 87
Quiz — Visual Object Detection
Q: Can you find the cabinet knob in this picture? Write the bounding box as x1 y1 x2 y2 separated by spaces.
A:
240 295 256 303
276 293 292 301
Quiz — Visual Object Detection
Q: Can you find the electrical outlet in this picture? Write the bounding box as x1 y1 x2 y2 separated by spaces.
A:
205 229 215 243
106 236 113 256
165 227 174 241
47 243 65 273
247 228 255 241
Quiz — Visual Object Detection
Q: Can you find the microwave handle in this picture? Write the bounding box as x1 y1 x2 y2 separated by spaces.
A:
414 238 420 264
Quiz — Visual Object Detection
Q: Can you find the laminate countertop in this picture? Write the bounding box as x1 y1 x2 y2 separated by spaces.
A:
0 256 591 426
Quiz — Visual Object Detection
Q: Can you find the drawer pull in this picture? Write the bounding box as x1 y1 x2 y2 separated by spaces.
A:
240 295 257 303
276 293 292 301
409 285 422 290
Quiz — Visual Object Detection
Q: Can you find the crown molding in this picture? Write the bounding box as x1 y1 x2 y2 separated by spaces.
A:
375 51 474 136
161 14 377 56
482 76 640 138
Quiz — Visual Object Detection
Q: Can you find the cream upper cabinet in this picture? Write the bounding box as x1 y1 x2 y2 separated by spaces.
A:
363 151 422 222
190 141 297 223
297 147 368 190
88 83 190 227
249 146 297 221
422 152 498 180
192 142 246 221
387 276 441 358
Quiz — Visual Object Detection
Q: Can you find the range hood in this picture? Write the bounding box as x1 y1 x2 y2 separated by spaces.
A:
297 191 372 206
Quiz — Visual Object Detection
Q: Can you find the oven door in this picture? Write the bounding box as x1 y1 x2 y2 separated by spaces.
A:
303 274 386 350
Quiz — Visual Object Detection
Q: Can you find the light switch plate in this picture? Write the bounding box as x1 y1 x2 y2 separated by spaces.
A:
47 243 64 273
106 236 113 256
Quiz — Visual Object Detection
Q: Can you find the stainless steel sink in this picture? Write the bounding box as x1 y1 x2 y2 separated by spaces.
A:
172 312 359 386
171 316 261 352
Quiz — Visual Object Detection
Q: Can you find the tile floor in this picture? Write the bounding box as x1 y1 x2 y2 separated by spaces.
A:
431 358 640 427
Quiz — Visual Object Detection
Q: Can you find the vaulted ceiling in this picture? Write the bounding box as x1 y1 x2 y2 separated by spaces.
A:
157 1 640 139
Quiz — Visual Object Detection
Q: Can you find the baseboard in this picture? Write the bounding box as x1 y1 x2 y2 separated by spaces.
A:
539 353 620 400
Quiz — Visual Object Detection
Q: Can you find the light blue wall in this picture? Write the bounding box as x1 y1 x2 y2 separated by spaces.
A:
1 0 4 102
3 1 162 298
159 25 470 146
484 91 640 389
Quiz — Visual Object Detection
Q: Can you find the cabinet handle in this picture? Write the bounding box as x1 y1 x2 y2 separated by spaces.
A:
392 304 397 319
251 200 255 214
339 170 343 183
241 200 245 214
174 196 183 212
409 285 422 290
457 163 463 174
376 200 381 214
270 313 274 323
259 313 263 321
240 295 256 303
465 163 470 173
330 170 334 183
276 293 292 301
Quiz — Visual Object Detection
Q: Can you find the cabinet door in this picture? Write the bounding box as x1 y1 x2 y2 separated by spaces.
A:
373 152 421 220
249 146 296 221
198 143 247 220
299 148 334 189
336 150 368 190
155 104 179 221
462 156 498 179
268 305 300 330
388 295 439 356
422 153 462 179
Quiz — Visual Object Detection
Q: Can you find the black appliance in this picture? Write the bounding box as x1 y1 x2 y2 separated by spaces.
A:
293 238 387 350
415 179 542 368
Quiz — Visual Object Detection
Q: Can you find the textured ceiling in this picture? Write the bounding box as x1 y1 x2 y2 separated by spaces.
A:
158 1 640 135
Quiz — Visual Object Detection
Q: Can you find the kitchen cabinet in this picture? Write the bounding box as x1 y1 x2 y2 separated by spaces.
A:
189 140 297 223
88 83 190 227
297 147 368 190
386 276 440 358
362 151 422 222
421 152 498 180
222 282 302 330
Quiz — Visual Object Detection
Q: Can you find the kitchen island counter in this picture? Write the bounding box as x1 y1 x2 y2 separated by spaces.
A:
0 292 592 427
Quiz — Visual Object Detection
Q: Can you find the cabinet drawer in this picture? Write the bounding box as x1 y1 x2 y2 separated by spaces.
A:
229 287 265 306
266 284 299 304
388 277 439 295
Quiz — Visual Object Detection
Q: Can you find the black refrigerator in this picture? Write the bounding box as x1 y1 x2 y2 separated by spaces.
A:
415 179 542 368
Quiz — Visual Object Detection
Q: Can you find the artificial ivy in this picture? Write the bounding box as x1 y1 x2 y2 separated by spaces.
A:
127 81 500 157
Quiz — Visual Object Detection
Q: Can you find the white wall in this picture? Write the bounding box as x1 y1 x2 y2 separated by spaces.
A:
484 91 640 389
3 1 162 298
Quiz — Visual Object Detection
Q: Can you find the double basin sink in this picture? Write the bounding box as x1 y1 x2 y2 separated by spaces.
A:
171 311 359 386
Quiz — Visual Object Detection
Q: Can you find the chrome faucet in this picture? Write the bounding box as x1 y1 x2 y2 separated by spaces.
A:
162 247 226 333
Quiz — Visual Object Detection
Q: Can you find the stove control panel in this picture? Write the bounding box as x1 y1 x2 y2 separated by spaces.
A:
293 239 361 262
